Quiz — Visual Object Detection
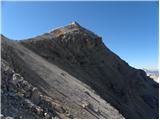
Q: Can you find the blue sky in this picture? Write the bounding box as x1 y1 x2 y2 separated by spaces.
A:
1 1 159 70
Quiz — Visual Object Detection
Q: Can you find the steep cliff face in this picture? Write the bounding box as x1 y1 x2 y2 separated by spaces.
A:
1 22 159 118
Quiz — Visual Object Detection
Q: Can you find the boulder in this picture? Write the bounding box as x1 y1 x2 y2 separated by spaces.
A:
31 88 41 105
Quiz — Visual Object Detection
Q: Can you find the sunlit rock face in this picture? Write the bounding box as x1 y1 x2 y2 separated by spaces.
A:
1 22 159 119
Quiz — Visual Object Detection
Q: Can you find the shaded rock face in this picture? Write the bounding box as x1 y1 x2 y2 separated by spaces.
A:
1 22 159 119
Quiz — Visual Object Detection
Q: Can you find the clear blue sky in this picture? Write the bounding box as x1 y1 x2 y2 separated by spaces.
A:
1 1 159 70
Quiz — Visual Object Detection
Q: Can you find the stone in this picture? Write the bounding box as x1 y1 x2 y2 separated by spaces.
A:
35 107 43 115
31 87 41 105
16 92 24 97
12 73 23 81
61 73 66 76
10 73 24 88
44 113 50 119
81 102 89 109
24 90 32 98
94 108 99 113
24 99 34 109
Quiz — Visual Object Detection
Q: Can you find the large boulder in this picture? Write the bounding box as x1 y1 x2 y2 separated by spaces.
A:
31 87 41 105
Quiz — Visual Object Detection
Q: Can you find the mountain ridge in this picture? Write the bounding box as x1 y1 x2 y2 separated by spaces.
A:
1 22 159 118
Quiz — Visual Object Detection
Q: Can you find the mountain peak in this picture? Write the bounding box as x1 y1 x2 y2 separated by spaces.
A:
48 21 81 37
68 21 81 27
2 22 159 119
48 22 99 39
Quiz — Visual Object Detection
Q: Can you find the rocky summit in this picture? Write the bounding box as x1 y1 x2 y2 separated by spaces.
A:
1 22 159 119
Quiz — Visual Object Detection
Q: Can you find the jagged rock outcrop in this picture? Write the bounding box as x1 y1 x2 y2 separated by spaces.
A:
1 22 159 118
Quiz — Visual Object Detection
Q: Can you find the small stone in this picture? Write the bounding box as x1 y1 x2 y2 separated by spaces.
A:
44 113 47 116
24 99 34 109
81 102 89 108
31 87 41 105
94 108 99 113
24 90 32 98
44 113 50 119
61 73 66 76
66 112 73 118
21 80 28 85
12 73 23 81
10 74 23 88
17 80 27 88
36 106 43 115
16 92 24 97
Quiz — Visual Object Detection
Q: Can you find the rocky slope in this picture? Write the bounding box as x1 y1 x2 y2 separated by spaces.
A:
1 59 68 119
1 34 123 119
1 22 159 118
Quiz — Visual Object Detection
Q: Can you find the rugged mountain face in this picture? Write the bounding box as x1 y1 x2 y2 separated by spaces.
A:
1 32 124 119
1 22 159 118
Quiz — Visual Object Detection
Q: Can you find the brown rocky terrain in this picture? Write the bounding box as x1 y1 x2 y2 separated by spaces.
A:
1 22 159 118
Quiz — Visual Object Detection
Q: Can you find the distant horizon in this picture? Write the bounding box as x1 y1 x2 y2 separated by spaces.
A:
1 1 158 70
